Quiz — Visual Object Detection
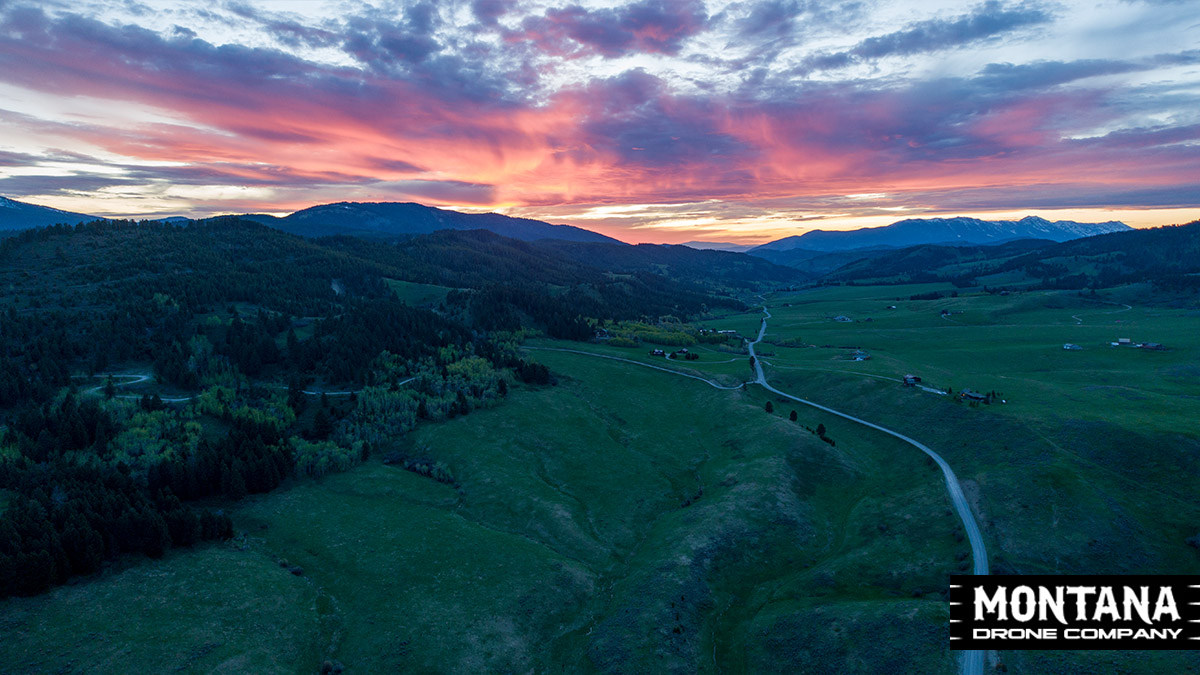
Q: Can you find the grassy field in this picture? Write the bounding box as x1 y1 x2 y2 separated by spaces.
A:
1 342 975 674
3 281 1197 674
385 279 457 307
710 283 1200 674
0 545 322 674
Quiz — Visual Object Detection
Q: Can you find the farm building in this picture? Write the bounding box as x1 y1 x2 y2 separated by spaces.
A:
833 315 851 322
960 389 988 402
1063 343 1082 350
903 374 922 386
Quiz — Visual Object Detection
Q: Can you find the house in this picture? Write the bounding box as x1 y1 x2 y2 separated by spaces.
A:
1118 338 1132 345
834 315 852 322
649 349 665 356
1063 343 1082 351
887 305 897 310
960 389 988 402
1139 342 1164 351
852 350 871 361
717 329 736 334
903 374 922 386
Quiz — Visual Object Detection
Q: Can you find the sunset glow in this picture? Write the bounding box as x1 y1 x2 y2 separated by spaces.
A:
1 0 1197 243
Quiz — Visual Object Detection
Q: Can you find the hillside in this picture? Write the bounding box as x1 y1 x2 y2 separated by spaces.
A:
753 215 1130 252
749 247 896 277
533 240 809 288
0 196 94 232
826 239 1052 282
823 220 1200 292
0 217 773 602
247 201 619 243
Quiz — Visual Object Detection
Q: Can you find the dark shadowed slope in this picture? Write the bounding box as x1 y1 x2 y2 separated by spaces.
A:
0 196 94 232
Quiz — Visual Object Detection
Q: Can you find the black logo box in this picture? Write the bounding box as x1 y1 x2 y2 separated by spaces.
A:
950 575 1200 650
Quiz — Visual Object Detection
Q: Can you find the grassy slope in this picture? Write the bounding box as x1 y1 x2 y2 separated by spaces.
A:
4 281 1197 674
384 278 457 307
1 345 966 674
0 547 323 674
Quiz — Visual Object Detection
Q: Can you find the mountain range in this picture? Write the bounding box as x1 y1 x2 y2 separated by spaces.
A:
750 216 1130 253
0 197 616 244
0 196 1135 266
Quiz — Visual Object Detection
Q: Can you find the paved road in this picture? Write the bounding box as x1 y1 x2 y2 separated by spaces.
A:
750 307 988 675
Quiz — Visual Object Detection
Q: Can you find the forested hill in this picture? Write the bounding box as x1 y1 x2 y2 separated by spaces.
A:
243 201 619 243
1000 220 1200 288
0 218 757 395
825 239 1052 282
822 221 1200 291
0 217 784 598
533 240 808 287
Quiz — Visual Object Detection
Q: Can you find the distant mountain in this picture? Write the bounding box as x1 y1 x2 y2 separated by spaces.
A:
820 220 1200 291
679 241 754 252
751 216 1131 253
0 196 94 232
245 201 619 244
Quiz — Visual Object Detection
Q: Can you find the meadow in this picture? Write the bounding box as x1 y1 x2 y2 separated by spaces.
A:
3 339 968 674
711 282 1200 674
2 282 1197 674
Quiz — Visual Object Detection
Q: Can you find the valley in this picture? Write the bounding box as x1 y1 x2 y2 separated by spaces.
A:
0 215 1198 674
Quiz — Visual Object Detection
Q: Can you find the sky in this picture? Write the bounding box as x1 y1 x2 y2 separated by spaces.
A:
0 0 1198 244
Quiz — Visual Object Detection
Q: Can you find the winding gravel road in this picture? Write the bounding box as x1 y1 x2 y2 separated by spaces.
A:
749 306 988 675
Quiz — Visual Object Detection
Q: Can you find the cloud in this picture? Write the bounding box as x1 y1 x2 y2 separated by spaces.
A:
513 0 708 58
801 1 1052 73
471 0 514 26
0 1 1196 230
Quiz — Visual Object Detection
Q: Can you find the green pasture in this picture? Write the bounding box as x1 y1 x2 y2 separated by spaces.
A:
385 279 456 307
0 545 322 674
5 281 1197 674
749 284 1200 437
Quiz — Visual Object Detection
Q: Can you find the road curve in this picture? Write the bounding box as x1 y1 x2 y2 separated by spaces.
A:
749 306 988 675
